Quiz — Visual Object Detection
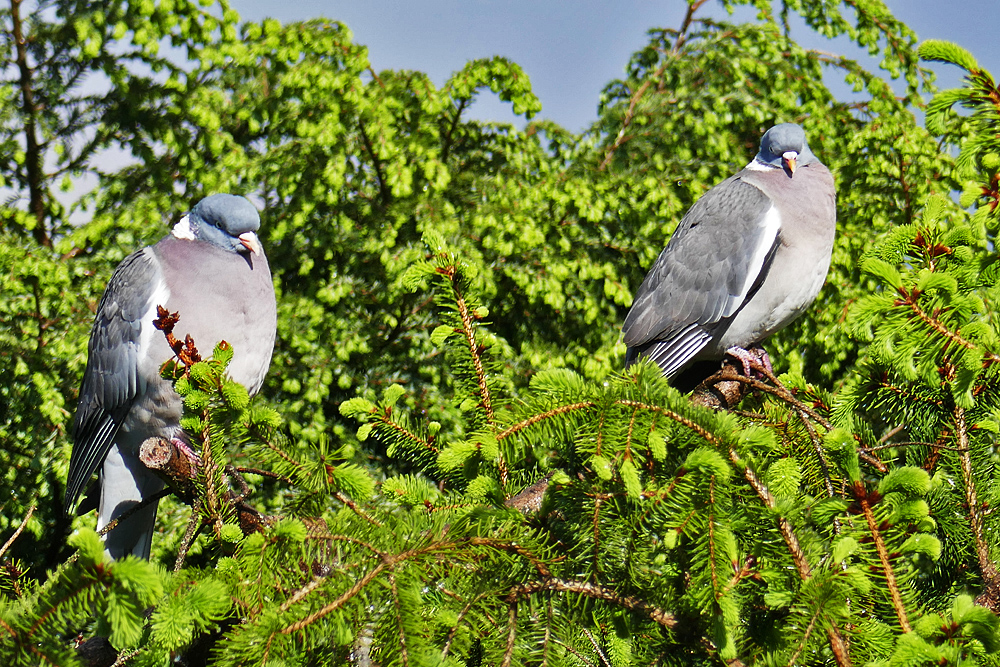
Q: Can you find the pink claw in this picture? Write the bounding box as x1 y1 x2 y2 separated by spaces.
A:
724 345 772 377
171 437 202 463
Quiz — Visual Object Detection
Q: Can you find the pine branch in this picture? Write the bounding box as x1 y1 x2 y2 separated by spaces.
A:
616 400 721 446
501 597 518 667
591 496 603 581
504 577 676 627
378 412 438 454
896 286 1000 364
173 497 203 572
856 482 911 632
496 401 596 442
388 572 410 667
334 491 383 528
199 404 226 541
444 263 496 425
708 478 720 596
954 405 999 582
277 535 542 636
280 558 386 635
730 450 853 667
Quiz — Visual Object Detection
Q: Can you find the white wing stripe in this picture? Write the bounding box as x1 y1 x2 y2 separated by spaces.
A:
135 279 171 396
723 204 780 318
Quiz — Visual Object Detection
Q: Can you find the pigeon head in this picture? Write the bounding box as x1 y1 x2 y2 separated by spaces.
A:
754 123 820 176
173 194 263 255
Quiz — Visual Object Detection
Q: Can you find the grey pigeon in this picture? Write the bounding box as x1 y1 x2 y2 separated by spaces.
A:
622 123 836 383
66 194 277 560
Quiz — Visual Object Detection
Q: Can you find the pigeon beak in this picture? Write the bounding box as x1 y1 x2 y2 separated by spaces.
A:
238 232 262 255
782 151 798 175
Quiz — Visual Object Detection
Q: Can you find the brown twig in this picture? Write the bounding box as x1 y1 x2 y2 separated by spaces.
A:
501 597 519 667
786 602 824 667
729 449 852 666
954 405 998 581
598 0 709 170
10 0 49 246
505 577 676 628
98 489 171 539
358 119 390 205
441 596 483 659
857 483 910 632
705 365 833 431
110 648 141 666
333 491 383 527
440 97 468 162
591 496 603 581
0 504 34 561
581 628 612 667
140 437 199 501
174 497 203 572
389 572 409 666
234 466 292 484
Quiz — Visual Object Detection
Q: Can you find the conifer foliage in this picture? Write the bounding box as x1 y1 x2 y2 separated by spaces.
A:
4 0 1000 665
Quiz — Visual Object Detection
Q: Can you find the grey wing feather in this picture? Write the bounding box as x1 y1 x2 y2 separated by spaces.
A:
622 176 778 374
65 249 162 514
627 324 713 378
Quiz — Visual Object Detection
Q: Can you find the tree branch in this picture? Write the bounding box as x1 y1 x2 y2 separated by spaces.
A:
0 504 34 561
505 577 676 628
954 406 998 582
358 119 390 205
10 0 49 245
598 0 708 170
857 484 910 632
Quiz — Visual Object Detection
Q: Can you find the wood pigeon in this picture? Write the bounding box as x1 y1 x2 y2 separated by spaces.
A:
622 123 837 384
65 194 278 560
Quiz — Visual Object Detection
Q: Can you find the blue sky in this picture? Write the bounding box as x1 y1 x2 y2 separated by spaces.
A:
228 1 1000 133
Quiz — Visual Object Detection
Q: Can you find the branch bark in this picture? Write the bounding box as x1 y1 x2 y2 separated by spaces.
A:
10 0 49 246
858 485 910 632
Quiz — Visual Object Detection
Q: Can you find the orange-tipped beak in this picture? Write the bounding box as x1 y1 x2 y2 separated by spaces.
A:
782 151 798 174
239 232 262 255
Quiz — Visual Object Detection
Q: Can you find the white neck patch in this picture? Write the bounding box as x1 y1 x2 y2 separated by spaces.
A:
171 215 196 240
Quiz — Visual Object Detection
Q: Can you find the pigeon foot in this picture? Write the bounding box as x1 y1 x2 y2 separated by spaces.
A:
724 345 773 378
171 437 202 463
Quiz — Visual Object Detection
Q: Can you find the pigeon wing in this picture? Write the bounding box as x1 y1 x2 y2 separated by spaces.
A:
65 248 164 513
622 175 780 376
